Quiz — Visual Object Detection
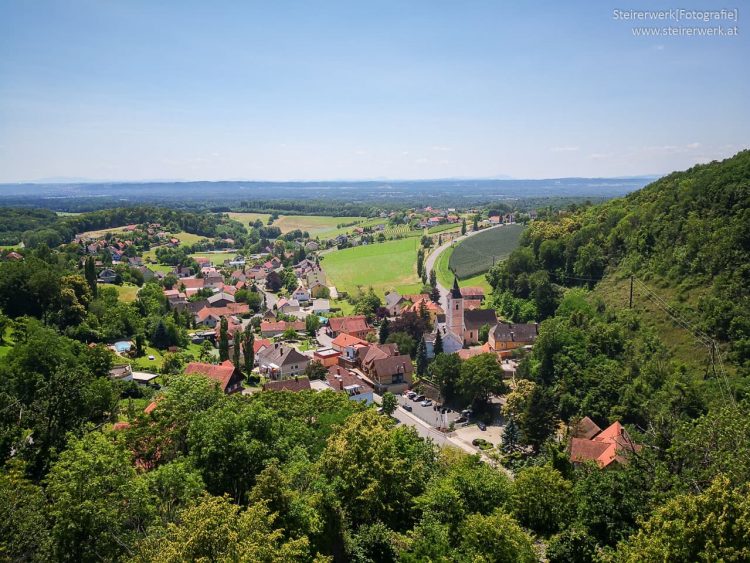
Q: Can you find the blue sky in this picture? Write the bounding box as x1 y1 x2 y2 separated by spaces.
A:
0 0 747 182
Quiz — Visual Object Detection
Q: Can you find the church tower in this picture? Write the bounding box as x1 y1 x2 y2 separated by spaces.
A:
446 277 464 340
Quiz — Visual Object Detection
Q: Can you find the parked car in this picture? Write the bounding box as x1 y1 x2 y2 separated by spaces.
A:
421 399 433 407
148 355 155 360
402 404 413 412
477 421 487 431
414 395 425 402
455 416 467 423
406 391 417 399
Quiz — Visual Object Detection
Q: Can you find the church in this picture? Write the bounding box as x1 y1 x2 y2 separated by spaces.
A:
446 277 498 346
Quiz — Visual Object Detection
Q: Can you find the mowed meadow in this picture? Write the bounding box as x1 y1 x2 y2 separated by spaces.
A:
321 237 422 296
227 212 373 238
448 224 525 278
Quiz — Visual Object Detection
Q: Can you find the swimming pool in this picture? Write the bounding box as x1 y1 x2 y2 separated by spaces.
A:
114 341 132 353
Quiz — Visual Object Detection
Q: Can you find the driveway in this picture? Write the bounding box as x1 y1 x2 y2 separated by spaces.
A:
316 327 333 348
397 393 460 430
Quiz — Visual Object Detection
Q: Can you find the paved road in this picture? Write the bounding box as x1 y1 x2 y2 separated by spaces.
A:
257 283 278 310
397 394 460 430
423 224 504 310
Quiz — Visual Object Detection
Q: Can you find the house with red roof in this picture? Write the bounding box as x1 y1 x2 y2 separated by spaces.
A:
328 315 371 340
184 360 244 394
569 417 641 468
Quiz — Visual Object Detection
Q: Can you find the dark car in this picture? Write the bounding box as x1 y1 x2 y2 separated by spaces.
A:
415 395 425 402
402 404 413 412
477 422 487 431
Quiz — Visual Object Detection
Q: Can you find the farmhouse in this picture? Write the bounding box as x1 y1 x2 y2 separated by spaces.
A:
328 315 371 340
488 322 539 351
257 343 310 379
569 418 642 468
184 360 244 394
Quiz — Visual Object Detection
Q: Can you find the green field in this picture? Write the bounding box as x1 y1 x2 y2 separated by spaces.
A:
321 238 423 297
448 225 525 279
114 283 140 303
189 251 237 264
226 212 272 226
434 245 491 294
274 215 368 238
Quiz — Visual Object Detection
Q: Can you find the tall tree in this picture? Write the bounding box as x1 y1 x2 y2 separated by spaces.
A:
84 256 97 298
520 384 557 451
218 317 229 361
232 330 241 369
379 317 390 344
472 215 479 231
416 338 428 376
242 324 254 379
381 392 397 416
416 249 424 277
461 218 467 235
502 417 521 454
433 330 443 356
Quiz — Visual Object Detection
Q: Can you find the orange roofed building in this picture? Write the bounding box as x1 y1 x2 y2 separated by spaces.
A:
569 417 641 468
184 360 244 394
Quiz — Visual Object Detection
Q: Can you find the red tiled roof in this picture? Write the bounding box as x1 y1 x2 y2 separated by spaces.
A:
184 360 237 392
180 278 205 289
328 315 370 335
460 286 485 297
573 416 602 440
260 320 305 333
569 420 641 468
253 338 272 354
332 333 369 348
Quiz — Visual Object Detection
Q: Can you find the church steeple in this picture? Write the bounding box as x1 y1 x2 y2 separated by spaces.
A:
450 276 462 298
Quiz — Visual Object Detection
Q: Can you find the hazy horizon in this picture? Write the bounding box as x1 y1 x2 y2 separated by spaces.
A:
1 1 748 183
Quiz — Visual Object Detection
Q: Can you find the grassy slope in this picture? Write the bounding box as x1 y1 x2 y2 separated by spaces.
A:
434 245 492 294
114 283 140 303
593 273 713 371
321 238 422 297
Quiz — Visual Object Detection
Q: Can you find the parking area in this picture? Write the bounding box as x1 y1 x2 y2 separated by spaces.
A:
451 423 505 450
397 393 461 430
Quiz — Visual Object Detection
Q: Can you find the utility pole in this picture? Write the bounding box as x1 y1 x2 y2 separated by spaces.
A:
629 275 634 309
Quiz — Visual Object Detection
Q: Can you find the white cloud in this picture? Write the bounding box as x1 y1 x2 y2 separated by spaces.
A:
550 146 580 152
686 142 701 149
431 146 451 152
589 152 613 160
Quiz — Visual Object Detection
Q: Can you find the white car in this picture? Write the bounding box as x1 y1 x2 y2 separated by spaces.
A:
421 399 433 407
148 355 155 360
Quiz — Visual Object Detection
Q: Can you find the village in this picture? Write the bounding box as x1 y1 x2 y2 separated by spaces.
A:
70 206 637 466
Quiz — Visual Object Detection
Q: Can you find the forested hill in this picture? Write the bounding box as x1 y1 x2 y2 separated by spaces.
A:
492 149 749 369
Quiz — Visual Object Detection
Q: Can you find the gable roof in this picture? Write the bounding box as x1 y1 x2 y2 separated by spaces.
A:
331 333 369 348
573 416 602 440
460 286 485 298
371 354 414 377
491 322 539 343
257 343 309 367
463 309 498 331
184 360 238 392
569 420 641 468
328 315 369 334
253 338 272 354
